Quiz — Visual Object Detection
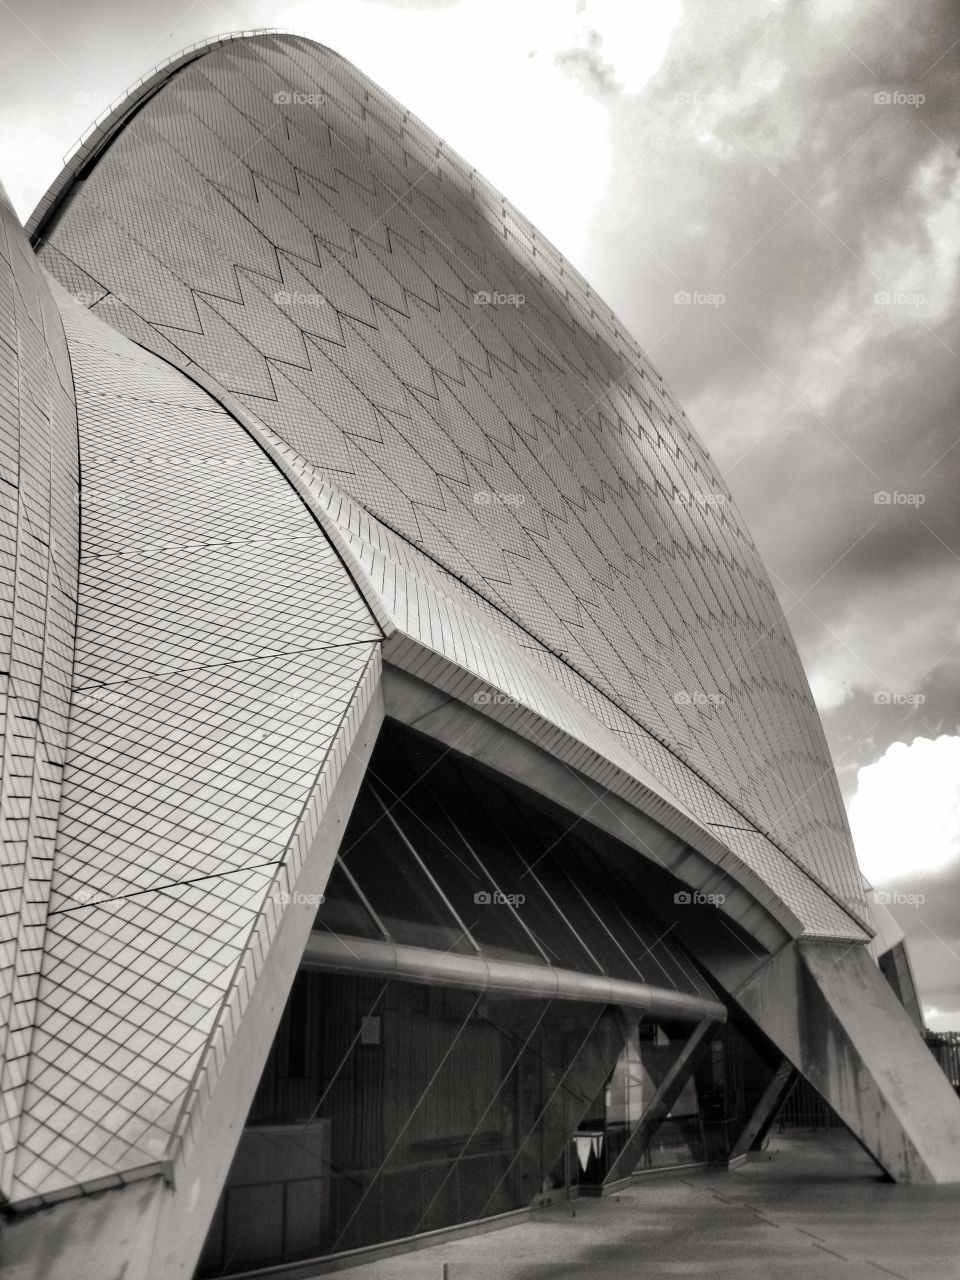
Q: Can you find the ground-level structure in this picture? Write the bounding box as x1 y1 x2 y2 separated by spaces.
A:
1 29 958 1280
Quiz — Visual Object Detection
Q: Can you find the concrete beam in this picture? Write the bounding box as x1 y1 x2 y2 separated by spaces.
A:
0 1178 164 1280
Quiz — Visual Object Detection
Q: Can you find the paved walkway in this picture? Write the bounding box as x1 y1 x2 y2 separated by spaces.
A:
332 1132 960 1280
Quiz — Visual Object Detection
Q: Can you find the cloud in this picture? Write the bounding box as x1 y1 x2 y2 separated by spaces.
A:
849 735 960 883
555 33 620 97
562 0 960 813
923 1005 960 1033
2 0 682 261
257 0 621 259
554 0 683 96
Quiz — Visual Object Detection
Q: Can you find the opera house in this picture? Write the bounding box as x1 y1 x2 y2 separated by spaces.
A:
1 29 957 1279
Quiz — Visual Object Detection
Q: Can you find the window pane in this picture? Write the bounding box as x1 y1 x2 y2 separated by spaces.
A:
337 787 474 954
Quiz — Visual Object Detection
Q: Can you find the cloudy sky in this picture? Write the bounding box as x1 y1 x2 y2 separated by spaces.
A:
2 0 958 1022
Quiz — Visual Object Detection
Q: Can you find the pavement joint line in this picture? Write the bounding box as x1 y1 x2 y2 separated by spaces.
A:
796 1226 827 1240
866 1262 911 1280
813 1242 850 1260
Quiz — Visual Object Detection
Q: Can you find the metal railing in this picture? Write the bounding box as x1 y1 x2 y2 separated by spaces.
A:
774 1076 843 1130
925 1030 960 1092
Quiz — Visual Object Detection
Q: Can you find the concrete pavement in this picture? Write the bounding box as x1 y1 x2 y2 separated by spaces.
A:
329 1131 960 1280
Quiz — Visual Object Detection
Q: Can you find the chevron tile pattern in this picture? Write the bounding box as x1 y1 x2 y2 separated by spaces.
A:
36 33 866 919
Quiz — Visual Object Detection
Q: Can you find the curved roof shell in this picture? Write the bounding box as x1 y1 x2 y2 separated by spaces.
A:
30 32 867 926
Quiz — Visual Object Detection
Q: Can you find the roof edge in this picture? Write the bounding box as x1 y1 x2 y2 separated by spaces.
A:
26 29 332 244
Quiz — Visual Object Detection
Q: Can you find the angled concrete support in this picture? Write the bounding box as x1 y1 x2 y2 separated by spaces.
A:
732 940 960 1183
727 1060 796 1166
602 1018 717 1185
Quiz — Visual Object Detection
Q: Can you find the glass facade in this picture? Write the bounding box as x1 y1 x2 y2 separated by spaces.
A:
199 975 625 1271
198 723 750 1274
318 722 717 998
573 1020 774 1186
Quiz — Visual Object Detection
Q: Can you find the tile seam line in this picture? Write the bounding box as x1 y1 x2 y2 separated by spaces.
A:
80 531 334 560
51 280 390 638
69 636 381 690
380 639 828 941
47 855 302 913
26 30 319 244
27 29 708 450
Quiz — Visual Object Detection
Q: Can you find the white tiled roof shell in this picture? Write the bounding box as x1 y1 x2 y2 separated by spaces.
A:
0 184 79 1199
6 287 382 1206
57 289 863 945
33 33 866 920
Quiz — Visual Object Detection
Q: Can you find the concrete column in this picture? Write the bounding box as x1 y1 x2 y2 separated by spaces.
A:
732 940 960 1183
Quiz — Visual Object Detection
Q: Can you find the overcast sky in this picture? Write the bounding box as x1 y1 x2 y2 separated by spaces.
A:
1 0 958 1024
